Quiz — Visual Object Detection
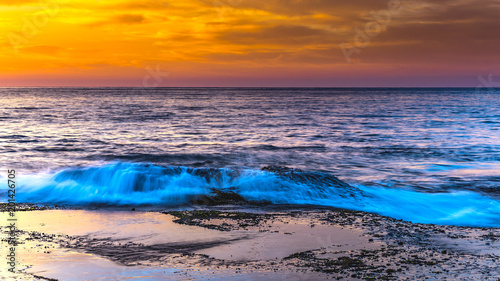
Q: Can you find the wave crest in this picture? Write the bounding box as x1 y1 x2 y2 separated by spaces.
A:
6 163 500 227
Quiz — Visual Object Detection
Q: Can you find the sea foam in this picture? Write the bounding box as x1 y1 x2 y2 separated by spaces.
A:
4 163 500 227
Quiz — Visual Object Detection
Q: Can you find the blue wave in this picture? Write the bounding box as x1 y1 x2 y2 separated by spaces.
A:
4 163 500 227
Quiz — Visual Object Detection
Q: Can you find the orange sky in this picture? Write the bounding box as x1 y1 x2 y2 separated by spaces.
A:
1 0 499 87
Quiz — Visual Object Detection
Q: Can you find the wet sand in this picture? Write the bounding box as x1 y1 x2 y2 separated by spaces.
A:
1 205 500 280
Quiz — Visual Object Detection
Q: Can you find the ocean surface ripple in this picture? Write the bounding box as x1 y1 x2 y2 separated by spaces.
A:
0 88 499 227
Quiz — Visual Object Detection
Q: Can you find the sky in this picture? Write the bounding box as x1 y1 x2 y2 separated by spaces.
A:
0 0 499 87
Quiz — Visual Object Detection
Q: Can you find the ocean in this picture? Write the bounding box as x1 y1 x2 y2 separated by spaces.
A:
1 87 499 227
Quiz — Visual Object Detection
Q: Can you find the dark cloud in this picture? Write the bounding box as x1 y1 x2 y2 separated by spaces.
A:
114 14 146 24
217 25 330 45
210 0 500 68
236 0 391 16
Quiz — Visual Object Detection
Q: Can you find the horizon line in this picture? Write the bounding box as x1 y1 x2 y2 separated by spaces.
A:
1 86 497 89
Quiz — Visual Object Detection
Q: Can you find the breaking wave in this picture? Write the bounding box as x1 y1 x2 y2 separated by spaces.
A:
4 163 500 227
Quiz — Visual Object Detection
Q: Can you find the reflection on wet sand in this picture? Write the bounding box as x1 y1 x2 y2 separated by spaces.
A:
1 209 499 280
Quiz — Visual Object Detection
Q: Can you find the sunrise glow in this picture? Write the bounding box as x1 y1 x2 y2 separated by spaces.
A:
1 0 499 86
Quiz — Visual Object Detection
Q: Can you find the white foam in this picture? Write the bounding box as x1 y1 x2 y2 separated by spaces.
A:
4 163 500 227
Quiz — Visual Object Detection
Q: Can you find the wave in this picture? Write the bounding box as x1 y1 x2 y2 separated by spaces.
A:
4 163 500 227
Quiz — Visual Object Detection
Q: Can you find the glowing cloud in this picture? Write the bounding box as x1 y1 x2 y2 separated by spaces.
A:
0 0 498 86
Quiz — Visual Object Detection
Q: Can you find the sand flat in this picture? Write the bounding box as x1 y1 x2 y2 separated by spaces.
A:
1 208 500 280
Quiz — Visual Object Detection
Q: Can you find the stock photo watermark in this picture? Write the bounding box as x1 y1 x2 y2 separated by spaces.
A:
199 0 243 21
138 64 170 94
6 169 18 273
142 65 170 88
7 0 67 53
340 0 417 63
475 74 500 94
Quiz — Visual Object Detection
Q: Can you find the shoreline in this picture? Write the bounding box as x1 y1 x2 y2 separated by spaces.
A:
1 204 499 280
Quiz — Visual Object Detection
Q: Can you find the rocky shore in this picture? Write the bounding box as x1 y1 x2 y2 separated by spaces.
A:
1 204 499 280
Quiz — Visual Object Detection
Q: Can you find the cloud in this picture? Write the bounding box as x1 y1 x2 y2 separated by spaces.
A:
114 14 145 24
21 45 64 55
217 25 331 45
1 0 500 86
0 0 38 5
85 13 147 28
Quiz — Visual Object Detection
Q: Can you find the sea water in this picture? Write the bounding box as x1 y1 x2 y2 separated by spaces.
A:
1 87 499 227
